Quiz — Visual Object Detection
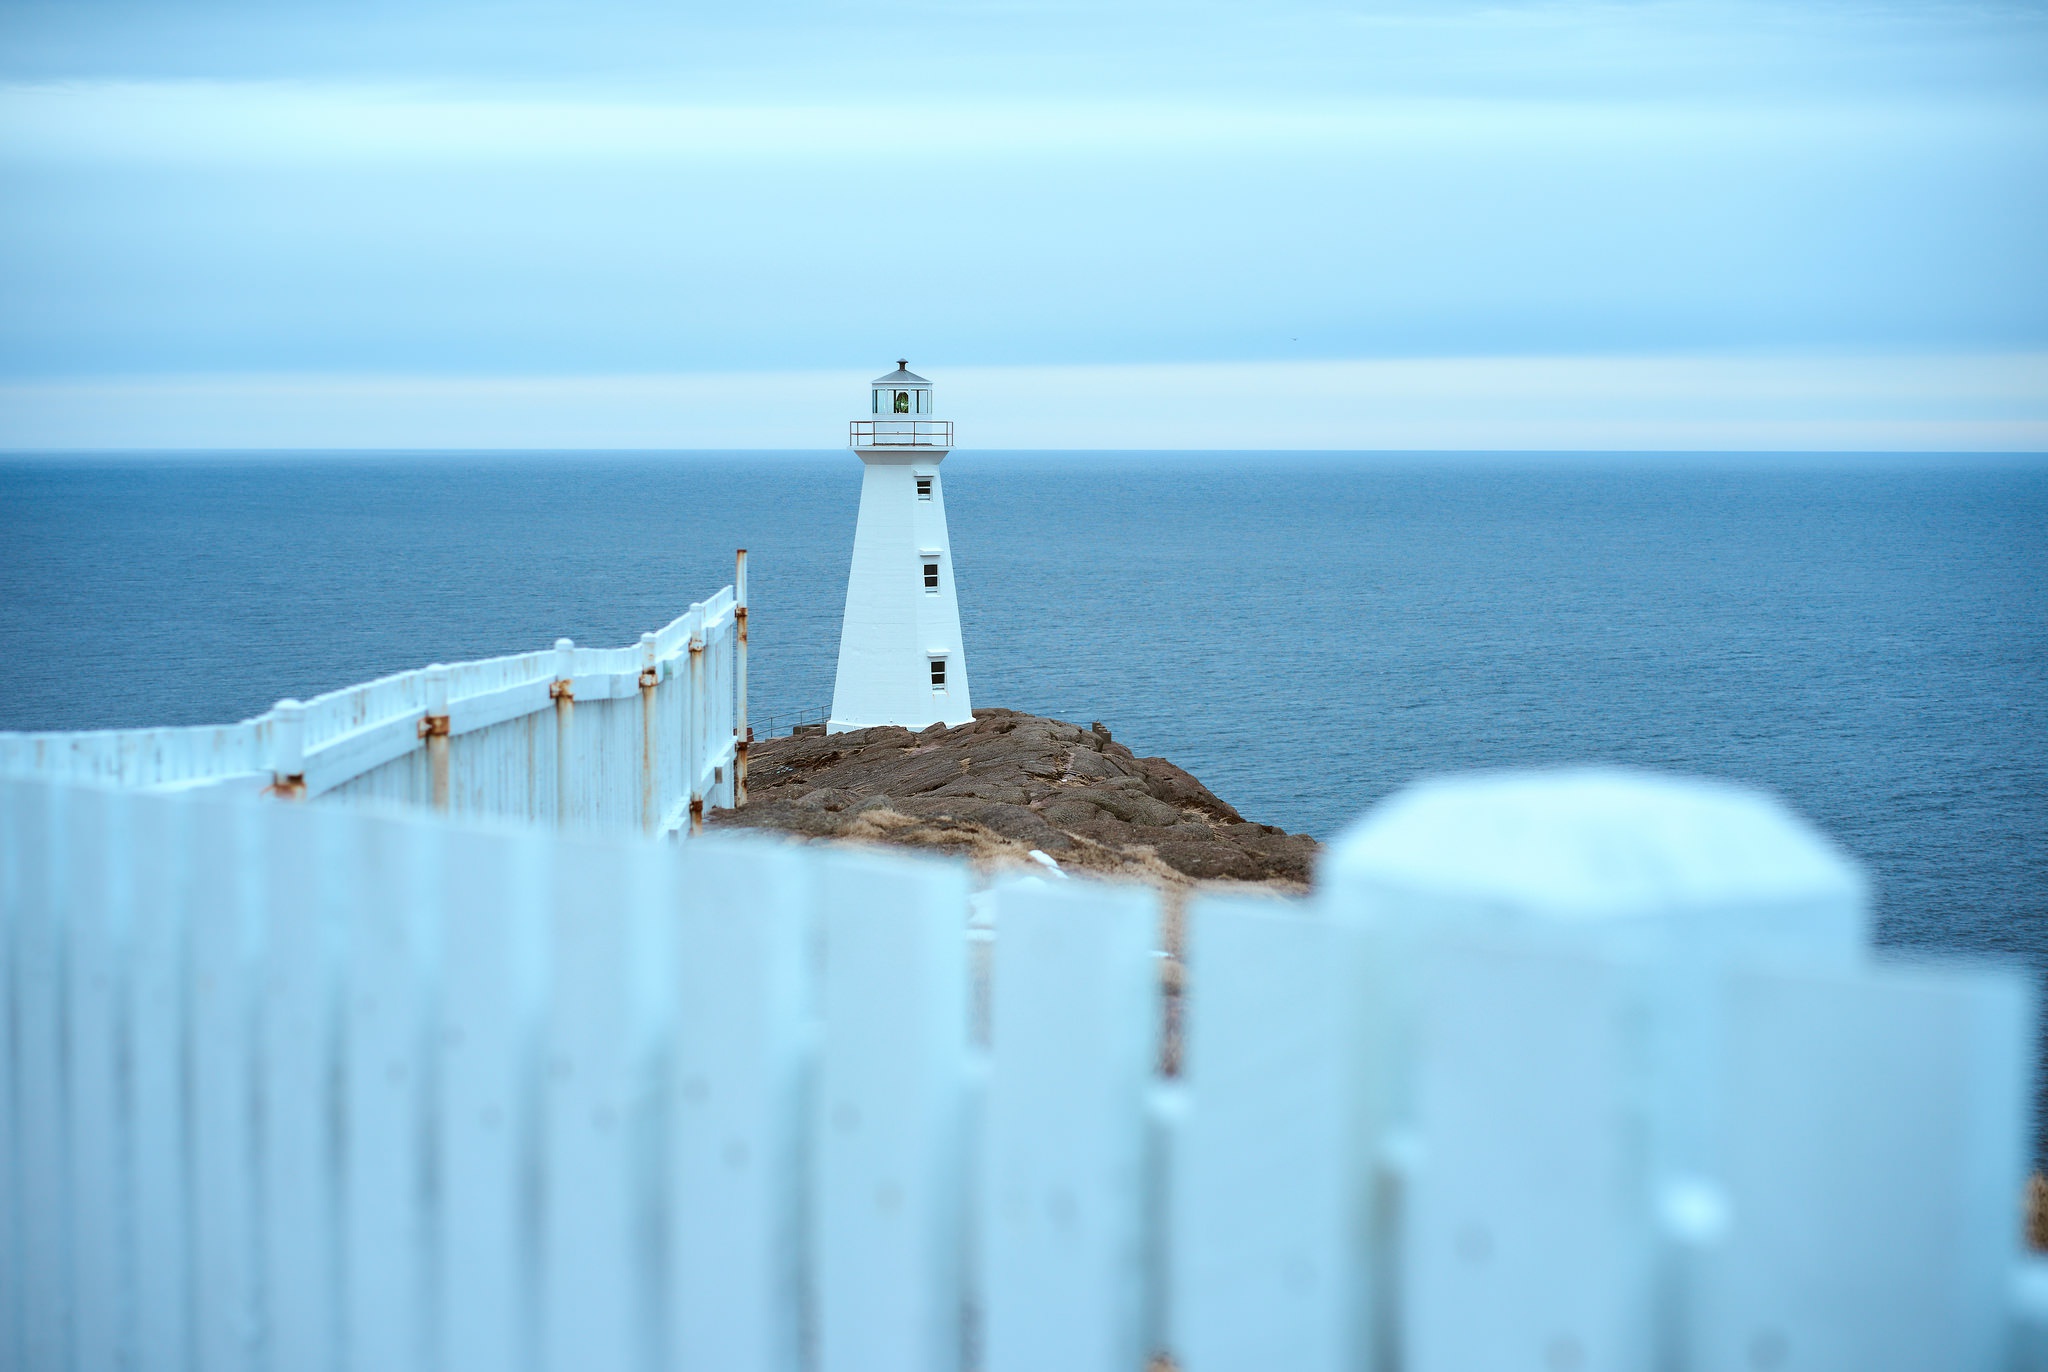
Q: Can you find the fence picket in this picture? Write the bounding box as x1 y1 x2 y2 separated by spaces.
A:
66 786 128 1372
440 825 544 1372
1172 894 1376 1372
127 790 193 1372
540 836 656 1372
813 848 972 1372
981 876 1158 1372
342 811 433 1372
0 781 21 1369
260 799 339 1372
15 779 71 1370
666 837 816 1372
1694 962 2032 1371
188 795 261 1372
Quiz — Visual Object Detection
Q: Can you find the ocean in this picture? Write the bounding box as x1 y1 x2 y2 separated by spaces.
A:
3 448 2044 1039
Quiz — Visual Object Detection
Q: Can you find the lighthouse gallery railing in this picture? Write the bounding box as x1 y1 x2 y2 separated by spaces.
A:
849 418 954 448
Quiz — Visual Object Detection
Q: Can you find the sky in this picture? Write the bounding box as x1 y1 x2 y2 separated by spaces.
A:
1 0 2044 449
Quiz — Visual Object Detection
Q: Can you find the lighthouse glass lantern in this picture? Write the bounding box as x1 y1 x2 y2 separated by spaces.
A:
830 361 972 732
871 365 932 415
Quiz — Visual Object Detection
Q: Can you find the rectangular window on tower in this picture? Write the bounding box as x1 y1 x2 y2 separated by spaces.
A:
930 657 947 690
923 561 940 591
915 476 933 500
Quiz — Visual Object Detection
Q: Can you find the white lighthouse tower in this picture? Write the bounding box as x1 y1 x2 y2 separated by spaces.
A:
828 361 974 733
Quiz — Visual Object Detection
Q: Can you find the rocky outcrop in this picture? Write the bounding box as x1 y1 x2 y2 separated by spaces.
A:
708 708 1317 889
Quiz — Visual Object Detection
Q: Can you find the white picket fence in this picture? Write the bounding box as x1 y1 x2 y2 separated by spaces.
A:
0 574 748 837
2 767 2044 1371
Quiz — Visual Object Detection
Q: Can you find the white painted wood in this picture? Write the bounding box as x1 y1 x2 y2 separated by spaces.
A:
259 799 338 1372
126 788 193 1372
65 786 128 1372
1320 767 1868 960
303 713 423 796
437 824 542 1372
342 810 432 1372
187 794 260 1372
14 778 72 1371
2011 1260 2048 1372
1405 940 1649 1372
1691 961 2032 1371
666 835 816 1372
1321 766 1886 1370
3 769 2040 1372
813 847 972 1372
1172 893 1376 1372
980 875 1158 1372
0 590 744 841
540 834 656 1372
831 363 972 732
0 781 22 1369
448 676 553 737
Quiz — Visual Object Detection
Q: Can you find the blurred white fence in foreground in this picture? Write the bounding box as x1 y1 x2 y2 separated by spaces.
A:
1 767 2041 1372
0 573 747 837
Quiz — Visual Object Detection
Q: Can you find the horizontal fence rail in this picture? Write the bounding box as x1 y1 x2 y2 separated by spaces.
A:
0 576 748 838
1 768 2042 1371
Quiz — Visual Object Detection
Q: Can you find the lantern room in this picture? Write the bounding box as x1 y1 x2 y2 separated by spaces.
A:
870 360 932 416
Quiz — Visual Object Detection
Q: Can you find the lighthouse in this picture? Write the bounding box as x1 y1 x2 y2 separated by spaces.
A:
828 361 974 733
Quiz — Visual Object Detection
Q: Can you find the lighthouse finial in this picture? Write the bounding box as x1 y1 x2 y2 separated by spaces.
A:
898 358 909 371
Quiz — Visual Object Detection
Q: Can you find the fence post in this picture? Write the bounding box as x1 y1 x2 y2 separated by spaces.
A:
735 548 749 808
688 617 706 836
1312 768 1994 1372
422 665 451 813
552 638 575 830
268 698 306 799
639 632 659 837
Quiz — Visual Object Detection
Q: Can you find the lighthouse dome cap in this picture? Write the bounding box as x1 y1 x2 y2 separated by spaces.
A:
872 359 930 386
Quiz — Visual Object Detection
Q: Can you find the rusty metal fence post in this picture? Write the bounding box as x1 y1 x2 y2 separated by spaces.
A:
422 664 451 812
552 637 575 829
735 548 749 808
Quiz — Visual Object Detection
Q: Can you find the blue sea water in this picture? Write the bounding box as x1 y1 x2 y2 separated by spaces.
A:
4 449 2046 1102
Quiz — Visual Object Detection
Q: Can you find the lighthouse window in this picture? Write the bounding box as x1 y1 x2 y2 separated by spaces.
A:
930 658 947 689
894 390 910 413
915 476 933 499
923 561 940 591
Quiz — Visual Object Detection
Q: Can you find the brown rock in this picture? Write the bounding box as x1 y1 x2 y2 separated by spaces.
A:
707 707 1314 891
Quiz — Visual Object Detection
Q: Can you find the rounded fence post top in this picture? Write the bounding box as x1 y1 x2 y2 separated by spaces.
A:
555 638 575 651
273 698 303 713
1321 767 1866 924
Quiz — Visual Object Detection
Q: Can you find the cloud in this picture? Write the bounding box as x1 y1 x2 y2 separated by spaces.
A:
5 355 2042 451
0 5 2042 394
4 81 2034 165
